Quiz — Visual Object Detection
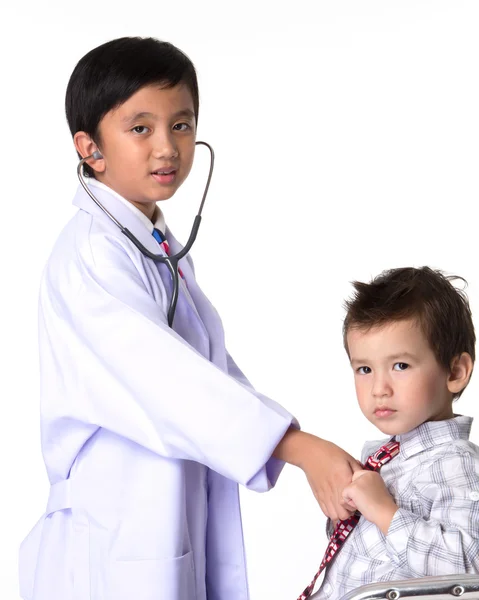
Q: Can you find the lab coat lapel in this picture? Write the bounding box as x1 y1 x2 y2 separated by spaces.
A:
72 184 162 257
72 184 215 361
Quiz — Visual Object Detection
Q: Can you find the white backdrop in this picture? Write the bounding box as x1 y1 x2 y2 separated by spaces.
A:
1 1 479 598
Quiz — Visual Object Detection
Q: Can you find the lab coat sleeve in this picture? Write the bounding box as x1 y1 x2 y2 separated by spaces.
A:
42 231 294 492
384 449 479 575
225 351 254 389
225 350 300 486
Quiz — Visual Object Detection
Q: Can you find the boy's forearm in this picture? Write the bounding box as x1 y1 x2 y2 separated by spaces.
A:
273 427 314 468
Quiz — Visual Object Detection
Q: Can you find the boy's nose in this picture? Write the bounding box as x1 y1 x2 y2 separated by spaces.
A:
153 132 179 160
372 375 392 398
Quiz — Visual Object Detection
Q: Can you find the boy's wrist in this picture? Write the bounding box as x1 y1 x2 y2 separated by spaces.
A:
273 428 314 469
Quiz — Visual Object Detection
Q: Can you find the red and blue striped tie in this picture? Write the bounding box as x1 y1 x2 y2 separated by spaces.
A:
152 228 185 280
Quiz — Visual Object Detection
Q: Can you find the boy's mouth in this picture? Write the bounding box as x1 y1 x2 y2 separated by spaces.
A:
374 407 396 418
152 167 177 185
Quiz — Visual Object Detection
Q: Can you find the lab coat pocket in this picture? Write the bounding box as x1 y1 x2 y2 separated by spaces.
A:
108 551 196 600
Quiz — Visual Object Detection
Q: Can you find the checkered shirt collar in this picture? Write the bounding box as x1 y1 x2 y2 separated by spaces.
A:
396 415 473 460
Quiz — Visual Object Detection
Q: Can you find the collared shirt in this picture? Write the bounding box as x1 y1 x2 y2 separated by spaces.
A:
86 177 166 234
317 415 479 600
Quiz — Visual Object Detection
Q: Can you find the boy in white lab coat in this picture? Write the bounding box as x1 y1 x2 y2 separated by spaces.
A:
299 267 479 600
19 37 360 600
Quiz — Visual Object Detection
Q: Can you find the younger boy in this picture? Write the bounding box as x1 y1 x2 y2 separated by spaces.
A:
307 267 479 599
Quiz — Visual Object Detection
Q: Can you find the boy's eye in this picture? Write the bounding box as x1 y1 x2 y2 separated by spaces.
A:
393 362 409 371
132 125 150 134
173 122 191 132
357 366 371 375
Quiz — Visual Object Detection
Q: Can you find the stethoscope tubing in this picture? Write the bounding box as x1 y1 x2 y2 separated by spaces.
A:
77 141 215 327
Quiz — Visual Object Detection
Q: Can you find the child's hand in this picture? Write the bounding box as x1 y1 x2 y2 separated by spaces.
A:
342 470 398 534
274 429 362 520
302 439 362 521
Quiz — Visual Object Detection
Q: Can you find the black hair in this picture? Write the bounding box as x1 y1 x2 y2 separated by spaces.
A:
65 36 199 176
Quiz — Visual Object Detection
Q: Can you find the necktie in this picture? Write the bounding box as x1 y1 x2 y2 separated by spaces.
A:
297 439 400 600
152 228 185 280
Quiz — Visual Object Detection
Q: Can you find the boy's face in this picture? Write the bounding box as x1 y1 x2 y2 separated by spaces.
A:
93 83 196 217
347 319 454 435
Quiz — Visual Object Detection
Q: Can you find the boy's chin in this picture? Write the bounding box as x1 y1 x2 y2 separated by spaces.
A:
376 425 400 436
370 416 405 437
152 189 180 203
374 420 419 437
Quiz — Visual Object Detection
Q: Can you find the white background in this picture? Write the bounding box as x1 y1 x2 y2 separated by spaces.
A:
1 1 479 598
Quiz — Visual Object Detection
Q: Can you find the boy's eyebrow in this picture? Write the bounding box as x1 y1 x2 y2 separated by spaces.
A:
350 358 370 366
122 111 155 123
350 352 418 365
173 108 195 119
122 108 195 124
386 352 418 361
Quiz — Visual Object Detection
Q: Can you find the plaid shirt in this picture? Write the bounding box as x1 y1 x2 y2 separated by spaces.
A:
316 415 479 600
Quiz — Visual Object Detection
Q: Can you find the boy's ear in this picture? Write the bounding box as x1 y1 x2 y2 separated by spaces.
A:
447 352 474 395
74 132 105 173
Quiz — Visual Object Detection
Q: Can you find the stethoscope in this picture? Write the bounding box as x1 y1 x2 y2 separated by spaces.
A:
77 141 214 328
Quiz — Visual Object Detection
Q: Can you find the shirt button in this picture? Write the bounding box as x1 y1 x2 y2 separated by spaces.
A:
323 583 332 595
470 491 479 501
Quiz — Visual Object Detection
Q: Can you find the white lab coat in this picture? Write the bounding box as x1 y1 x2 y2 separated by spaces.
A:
19 182 296 600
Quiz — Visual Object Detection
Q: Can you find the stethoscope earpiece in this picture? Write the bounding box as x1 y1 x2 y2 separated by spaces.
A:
92 150 103 160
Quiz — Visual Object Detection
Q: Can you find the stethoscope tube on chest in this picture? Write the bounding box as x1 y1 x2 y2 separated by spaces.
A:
77 141 214 327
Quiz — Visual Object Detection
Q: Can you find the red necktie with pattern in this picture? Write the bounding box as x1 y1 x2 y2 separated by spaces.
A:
297 439 400 600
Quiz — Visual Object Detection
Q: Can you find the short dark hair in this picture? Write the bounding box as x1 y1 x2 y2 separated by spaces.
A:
65 36 199 176
343 267 475 398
